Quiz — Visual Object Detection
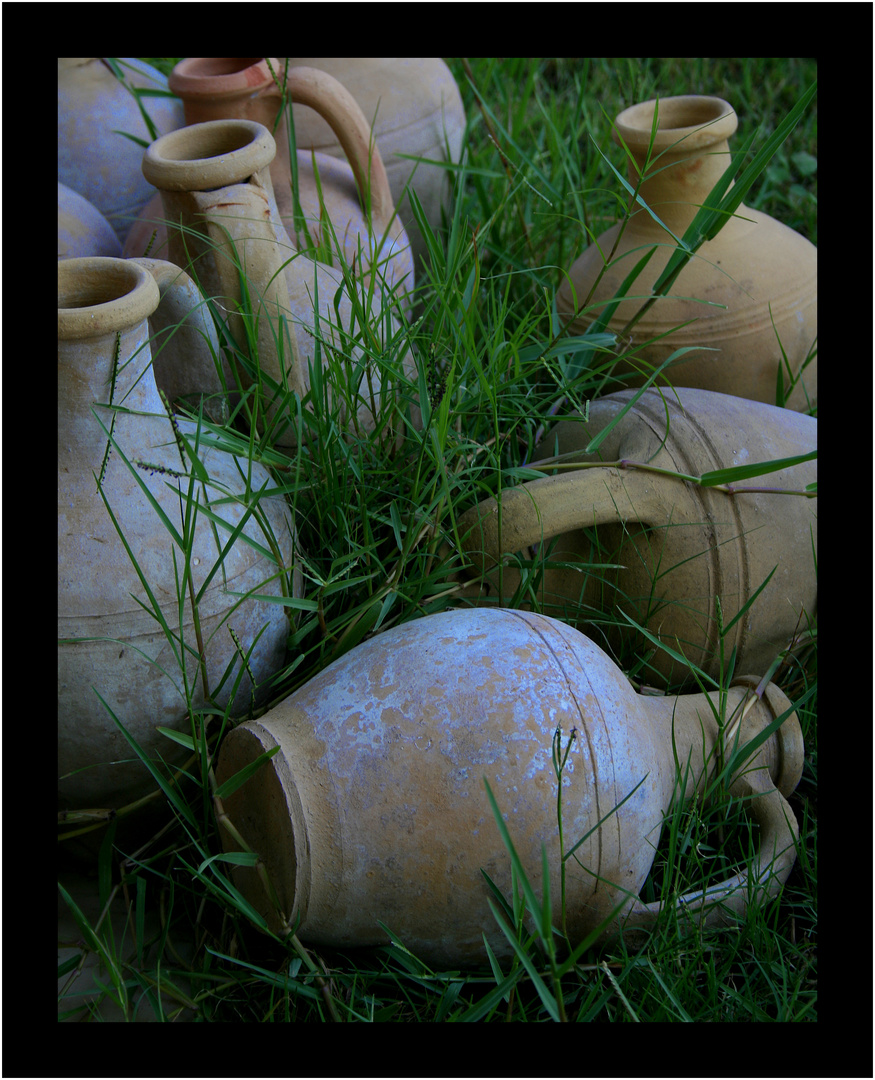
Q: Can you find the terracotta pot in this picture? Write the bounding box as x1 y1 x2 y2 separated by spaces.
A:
58 257 301 815
58 182 122 260
457 388 817 686
58 58 184 244
215 607 803 966
283 58 466 275
126 60 413 312
142 119 418 447
555 95 817 411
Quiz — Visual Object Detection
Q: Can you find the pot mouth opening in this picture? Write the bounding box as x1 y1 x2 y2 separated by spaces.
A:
616 95 737 149
58 258 159 335
143 120 276 191
173 57 270 83
217 725 304 936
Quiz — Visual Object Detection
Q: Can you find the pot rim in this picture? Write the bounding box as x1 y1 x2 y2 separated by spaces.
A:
614 94 737 153
143 119 276 192
169 57 280 99
58 257 159 339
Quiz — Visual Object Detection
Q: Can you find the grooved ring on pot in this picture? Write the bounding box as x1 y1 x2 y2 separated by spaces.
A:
58 257 159 339
143 119 276 192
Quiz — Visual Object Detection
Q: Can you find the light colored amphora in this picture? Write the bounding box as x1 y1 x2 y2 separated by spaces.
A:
58 257 300 818
216 607 804 967
556 95 817 410
141 118 417 448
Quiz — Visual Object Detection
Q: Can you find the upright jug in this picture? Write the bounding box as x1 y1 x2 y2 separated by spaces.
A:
59 257 300 816
556 95 817 411
126 60 414 311
142 119 418 448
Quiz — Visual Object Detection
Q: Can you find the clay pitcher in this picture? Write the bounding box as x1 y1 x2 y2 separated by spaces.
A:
215 607 803 966
141 119 418 448
284 58 467 275
457 388 817 686
555 95 817 411
126 60 414 313
58 256 302 818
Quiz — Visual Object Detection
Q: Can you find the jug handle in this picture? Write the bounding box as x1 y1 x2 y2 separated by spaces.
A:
279 66 396 237
623 697 803 939
457 467 671 575
627 775 800 936
131 258 228 422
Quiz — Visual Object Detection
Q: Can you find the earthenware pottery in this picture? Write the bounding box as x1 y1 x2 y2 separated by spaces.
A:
142 119 417 447
58 182 122 260
458 388 817 685
58 257 300 816
283 58 466 273
58 58 184 243
126 60 413 310
555 95 817 411
216 607 803 966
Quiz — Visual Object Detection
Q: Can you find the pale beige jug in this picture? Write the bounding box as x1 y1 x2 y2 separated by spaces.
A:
216 607 803 966
556 95 817 411
126 60 414 313
142 119 419 448
58 182 122 260
58 256 300 820
58 58 184 243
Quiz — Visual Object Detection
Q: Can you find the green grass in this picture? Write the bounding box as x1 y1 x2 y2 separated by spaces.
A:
59 57 817 1022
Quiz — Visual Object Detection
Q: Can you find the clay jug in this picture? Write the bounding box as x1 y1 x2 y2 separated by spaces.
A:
126 60 414 312
58 58 184 244
215 607 803 966
141 118 418 448
555 95 817 411
58 256 302 817
283 58 466 274
58 182 122 260
457 388 817 686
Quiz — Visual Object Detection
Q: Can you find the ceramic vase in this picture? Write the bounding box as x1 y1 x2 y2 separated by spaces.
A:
457 388 817 686
58 256 301 815
216 607 803 966
58 58 184 244
58 182 122 260
283 58 466 275
125 60 414 312
141 118 418 448
555 95 817 411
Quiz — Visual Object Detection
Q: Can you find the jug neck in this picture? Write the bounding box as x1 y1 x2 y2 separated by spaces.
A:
142 119 291 295
614 95 738 233
169 58 291 158
58 258 165 413
647 678 802 806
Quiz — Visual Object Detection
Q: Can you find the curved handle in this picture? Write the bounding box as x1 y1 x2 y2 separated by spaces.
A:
131 258 228 422
281 65 395 234
624 772 800 937
621 692 803 941
457 468 670 575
